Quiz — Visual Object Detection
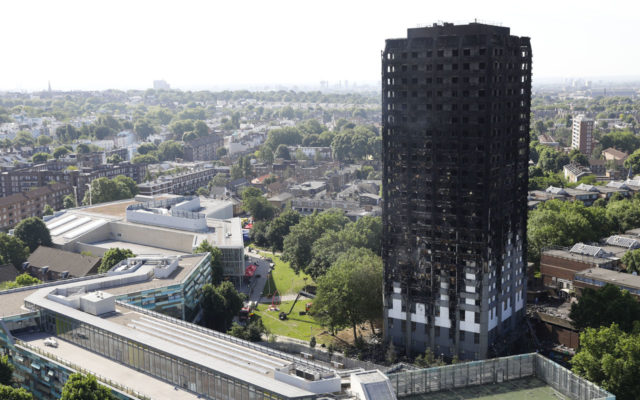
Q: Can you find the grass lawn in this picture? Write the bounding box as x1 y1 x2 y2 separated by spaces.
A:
259 252 314 297
254 300 333 345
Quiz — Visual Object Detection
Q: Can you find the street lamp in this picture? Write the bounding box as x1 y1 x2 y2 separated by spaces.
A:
85 182 92 206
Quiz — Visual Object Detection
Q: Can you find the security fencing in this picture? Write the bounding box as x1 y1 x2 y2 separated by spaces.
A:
387 353 614 400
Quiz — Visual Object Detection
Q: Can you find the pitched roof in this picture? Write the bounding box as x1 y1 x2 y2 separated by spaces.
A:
26 246 101 277
602 147 628 160
0 264 19 283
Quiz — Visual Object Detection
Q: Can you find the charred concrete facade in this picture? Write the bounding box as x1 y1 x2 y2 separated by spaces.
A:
382 23 531 360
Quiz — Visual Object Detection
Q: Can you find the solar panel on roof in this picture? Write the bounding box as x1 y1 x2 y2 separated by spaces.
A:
605 235 640 249
570 243 604 257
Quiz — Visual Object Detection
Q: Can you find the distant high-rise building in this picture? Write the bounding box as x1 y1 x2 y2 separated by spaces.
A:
382 22 532 360
571 114 594 155
153 79 171 90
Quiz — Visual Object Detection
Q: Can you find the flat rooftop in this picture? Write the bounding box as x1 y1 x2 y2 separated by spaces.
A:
0 255 206 317
542 249 614 265
88 240 188 257
402 377 568 400
15 332 198 400
9 257 334 398
576 267 640 289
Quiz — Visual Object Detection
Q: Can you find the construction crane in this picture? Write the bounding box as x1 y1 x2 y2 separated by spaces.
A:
279 290 315 321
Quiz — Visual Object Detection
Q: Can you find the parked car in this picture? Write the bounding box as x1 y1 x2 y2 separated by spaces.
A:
44 337 58 348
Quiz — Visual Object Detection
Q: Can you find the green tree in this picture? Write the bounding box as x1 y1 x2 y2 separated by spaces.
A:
600 130 640 154
169 120 195 138
569 284 640 332
0 234 30 268
63 194 77 209
52 146 70 159
264 127 302 151
60 373 115 400
622 249 640 274
312 248 382 341
131 153 159 165
249 220 269 247
265 209 301 251
14 131 35 147
0 355 14 385
99 248 135 273
527 200 612 263
55 124 79 142
216 147 228 158
569 149 589 166
136 142 157 155
210 173 229 188
194 120 209 137
307 216 382 278
15 273 41 287
228 317 267 342
572 324 640 400
82 176 138 205
134 119 155 140
242 188 275 221
106 154 122 164
0 385 33 400
156 140 183 161
606 198 640 232
76 144 91 154
274 144 290 160
201 282 244 332
193 240 224 285
282 209 350 274
31 152 50 164
36 135 53 146
624 149 640 175
14 217 52 252
42 204 54 216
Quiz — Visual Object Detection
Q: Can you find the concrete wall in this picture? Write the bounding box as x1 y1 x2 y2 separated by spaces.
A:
109 222 195 253
126 209 207 232
274 370 341 395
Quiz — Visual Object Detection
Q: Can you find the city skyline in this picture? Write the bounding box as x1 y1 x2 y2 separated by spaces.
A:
0 0 638 91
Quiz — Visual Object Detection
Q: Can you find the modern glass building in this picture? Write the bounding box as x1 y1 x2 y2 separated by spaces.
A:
0 254 340 400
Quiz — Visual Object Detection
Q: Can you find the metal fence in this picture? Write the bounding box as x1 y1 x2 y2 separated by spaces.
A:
261 340 386 372
115 301 334 375
387 353 615 400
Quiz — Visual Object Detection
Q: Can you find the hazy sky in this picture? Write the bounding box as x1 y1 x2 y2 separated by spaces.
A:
1 0 638 91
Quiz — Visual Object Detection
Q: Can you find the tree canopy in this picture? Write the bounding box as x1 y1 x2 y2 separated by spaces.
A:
572 324 640 400
14 217 52 252
307 215 382 278
569 284 640 332
528 199 617 263
82 176 138 205
0 234 30 268
194 240 224 285
241 187 275 221
99 248 135 273
60 373 115 400
264 209 301 251
200 281 244 332
0 385 32 400
0 355 14 386
281 209 350 274
312 248 383 341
